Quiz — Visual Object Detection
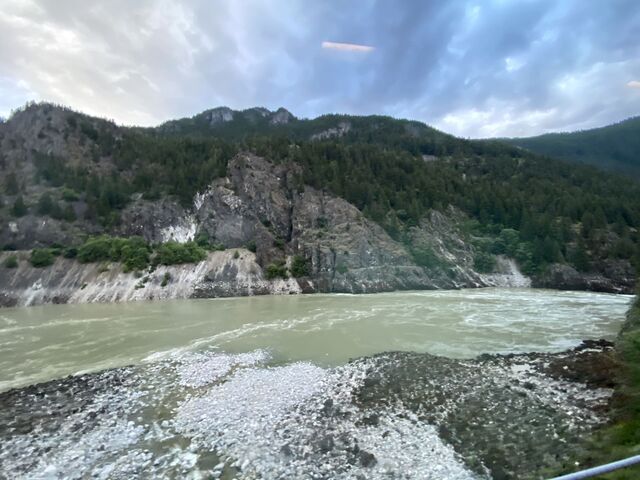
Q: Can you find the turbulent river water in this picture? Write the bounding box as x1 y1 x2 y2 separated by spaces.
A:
0 289 634 479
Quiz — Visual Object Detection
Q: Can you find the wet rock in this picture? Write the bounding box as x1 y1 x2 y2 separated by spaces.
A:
358 450 377 467
280 444 293 457
361 414 380 427
533 262 635 294
317 435 335 453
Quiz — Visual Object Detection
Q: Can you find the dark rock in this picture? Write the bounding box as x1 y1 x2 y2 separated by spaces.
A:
280 444 293 457
533 262 635 294
317 435 334 453
358 450 377 468
361 414 379 426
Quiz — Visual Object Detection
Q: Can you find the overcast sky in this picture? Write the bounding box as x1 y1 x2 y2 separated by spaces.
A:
1 0 639 137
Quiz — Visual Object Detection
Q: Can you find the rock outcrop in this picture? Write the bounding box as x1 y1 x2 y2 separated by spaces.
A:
0 249 300 308
532 261 635 294
0 153 535 307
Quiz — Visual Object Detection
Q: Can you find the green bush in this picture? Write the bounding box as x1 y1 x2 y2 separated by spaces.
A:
161 272 171 287
61 188 79 201
265 260 288 280
121 244 151 272
291 255 310 277
195 231 211 248
246 240 257 253
3 255 18 268
63 247 78 258
30 248 55 268
473 251 496 273
233 250 240 259
77 236 113 263
11 196 28 217
77 235 151 271
154 241 206 265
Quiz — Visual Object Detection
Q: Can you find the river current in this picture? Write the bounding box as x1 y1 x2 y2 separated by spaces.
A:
0 288 633 479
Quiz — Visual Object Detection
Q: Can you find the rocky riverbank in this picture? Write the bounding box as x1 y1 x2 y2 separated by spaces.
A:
0 247 531 309
0 340 617 479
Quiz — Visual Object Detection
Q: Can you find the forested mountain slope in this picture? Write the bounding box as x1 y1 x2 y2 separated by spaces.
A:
0 102 638 305
503 117 640 178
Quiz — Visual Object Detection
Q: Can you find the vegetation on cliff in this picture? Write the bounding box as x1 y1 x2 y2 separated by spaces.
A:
1 103 639 281
25 235 210 272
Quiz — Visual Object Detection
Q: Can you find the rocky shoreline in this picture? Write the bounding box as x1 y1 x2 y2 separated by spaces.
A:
0 340 618 479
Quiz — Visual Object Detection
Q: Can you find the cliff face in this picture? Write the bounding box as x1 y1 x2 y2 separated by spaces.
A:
0 152 533 307
1 104 635 307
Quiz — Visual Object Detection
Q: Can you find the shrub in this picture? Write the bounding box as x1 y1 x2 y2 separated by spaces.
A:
11 196 28 217
37 193 54 215
233 250 240 259
77 236 113 263
3 255 18 268
30 248 55 268
121 244 151 272
61 204 76 222
154 241 206 265
61 188 79 201
473 251 496 273
195 231 211 248
161 272 171 287
265 260 288 280
246 240 257 253
291 255 310 277
77 235 151 271
63 247 78 259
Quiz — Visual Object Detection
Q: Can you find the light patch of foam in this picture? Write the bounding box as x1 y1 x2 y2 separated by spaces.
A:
174 358 479 479
175 362 327 477
177 349 270 387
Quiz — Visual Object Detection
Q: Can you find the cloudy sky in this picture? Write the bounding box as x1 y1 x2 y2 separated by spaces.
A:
1 0 639 137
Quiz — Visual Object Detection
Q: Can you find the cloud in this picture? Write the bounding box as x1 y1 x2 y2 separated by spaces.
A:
628 80 640 89
321 41 374 53
0 0 638 136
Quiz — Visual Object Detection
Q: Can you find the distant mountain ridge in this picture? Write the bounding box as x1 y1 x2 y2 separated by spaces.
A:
502 116 640 178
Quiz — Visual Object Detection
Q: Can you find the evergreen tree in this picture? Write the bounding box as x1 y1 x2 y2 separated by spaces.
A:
11 195 27 217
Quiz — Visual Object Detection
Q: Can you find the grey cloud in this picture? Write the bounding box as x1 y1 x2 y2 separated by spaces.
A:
0 0 638 136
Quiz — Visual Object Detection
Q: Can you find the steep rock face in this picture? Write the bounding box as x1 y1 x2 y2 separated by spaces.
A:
115 197 194 243
0 150 533 307
269 107 294 125
189 153 521 294
532 261 635 294
0 249 300 308
310 121 351 141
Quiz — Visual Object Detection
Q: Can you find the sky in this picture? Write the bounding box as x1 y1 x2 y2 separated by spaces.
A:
0 0 639 138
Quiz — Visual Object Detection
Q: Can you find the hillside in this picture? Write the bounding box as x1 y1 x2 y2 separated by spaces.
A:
0 102 638 305
503 117 640 178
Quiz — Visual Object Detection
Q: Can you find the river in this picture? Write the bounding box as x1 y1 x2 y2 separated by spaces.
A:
0 288 634 479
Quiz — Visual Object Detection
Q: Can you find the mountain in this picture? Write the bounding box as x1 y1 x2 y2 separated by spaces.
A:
0 102 638 306
502 117 640 178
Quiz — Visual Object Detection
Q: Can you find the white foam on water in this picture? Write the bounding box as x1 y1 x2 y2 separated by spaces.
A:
176 349 270 387
173 357 480 479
